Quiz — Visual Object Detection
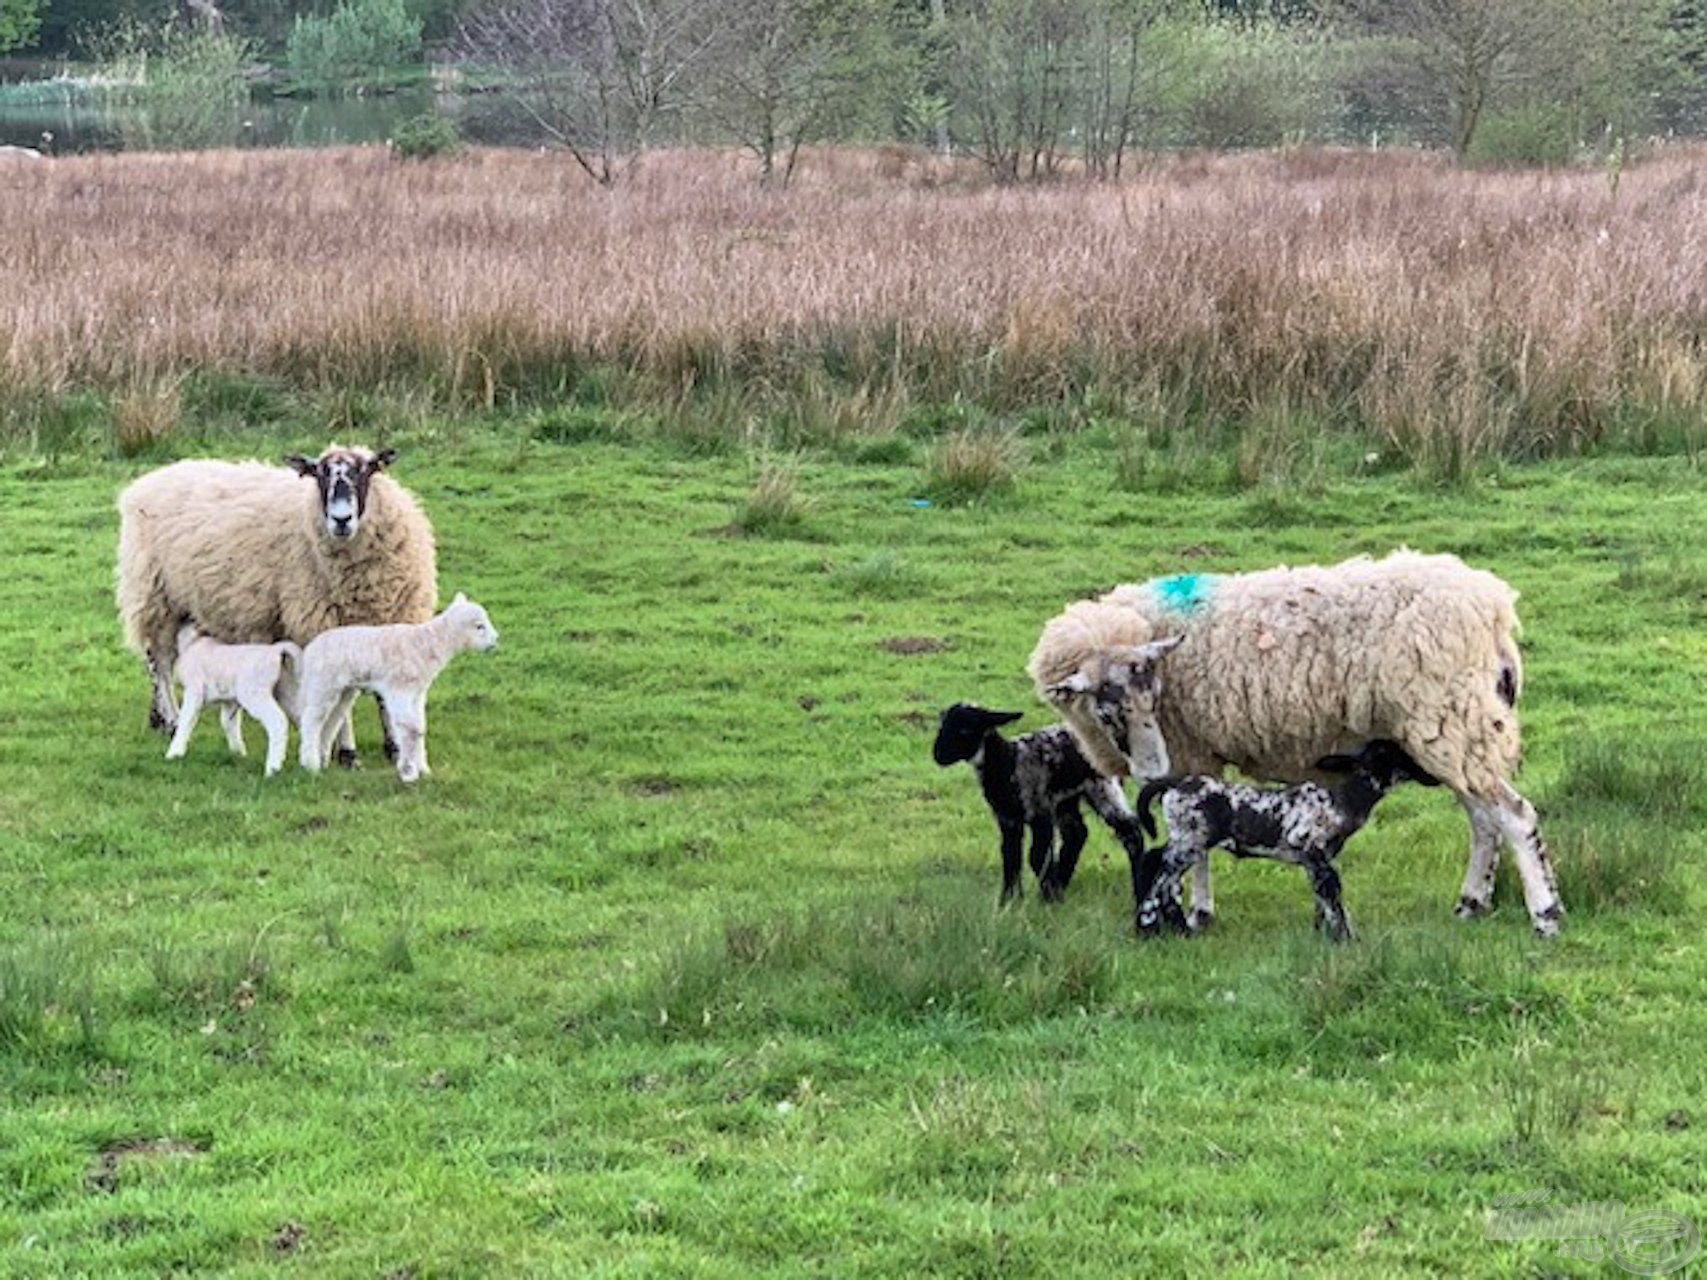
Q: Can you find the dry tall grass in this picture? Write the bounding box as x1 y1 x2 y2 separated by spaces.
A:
3 144 1705 462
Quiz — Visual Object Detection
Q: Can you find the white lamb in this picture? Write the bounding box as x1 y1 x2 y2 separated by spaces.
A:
168 625 302 777
297 595 498 782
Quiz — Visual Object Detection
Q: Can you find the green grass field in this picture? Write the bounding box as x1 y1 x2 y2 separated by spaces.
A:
1 419 1704 1276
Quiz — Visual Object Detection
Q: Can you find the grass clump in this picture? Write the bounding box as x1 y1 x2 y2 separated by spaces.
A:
735 462 810 535
112 380 183 457
925 428 1024 502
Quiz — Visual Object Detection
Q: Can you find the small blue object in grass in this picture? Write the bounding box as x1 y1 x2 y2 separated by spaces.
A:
1149 572 1218 615
910 498 932 507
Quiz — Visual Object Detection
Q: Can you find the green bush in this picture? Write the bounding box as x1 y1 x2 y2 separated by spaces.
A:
1468 104 1578 169
84 20 254 150
288 0 421 88
391 111 460 160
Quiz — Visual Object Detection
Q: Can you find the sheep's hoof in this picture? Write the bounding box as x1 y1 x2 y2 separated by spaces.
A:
1454 894 1494 920
382 737 399 764
1531 903 1564 939
149 709 175 734
1040 880 1065 904
335 747 360 770
1186 908 1215 933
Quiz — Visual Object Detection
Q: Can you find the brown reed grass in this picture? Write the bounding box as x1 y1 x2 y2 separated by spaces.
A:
2 143 1704 464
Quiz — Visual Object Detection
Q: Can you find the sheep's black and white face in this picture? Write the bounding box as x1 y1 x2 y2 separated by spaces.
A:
1043 637 1181 779
286 445 397 542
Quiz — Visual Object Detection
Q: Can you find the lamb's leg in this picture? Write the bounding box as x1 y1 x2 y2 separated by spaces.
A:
164 687 203 760
220 705 247 756
1137 843 1195 936
1454 791 1502 919
297 676 336 772
1488 782 1564 937
1082 777 1157 913
1028 815 1057 899
325 690 360 770
1045 804 1088 900
1305 855 1354 943
997 816 1024 903
387 692 427 783
237 687 291 777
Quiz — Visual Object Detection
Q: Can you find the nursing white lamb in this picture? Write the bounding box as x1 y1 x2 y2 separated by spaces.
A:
167 625 302 777
116 444 437 766
297 594 498 783
1029 550 1563 937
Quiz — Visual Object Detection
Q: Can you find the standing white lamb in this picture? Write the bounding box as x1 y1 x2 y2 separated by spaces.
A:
1029 551 1564 936
168 624 302 777
116 445 437 766
297 594 498 783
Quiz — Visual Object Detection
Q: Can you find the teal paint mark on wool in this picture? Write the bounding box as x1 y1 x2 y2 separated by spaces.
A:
1149 573 1218 615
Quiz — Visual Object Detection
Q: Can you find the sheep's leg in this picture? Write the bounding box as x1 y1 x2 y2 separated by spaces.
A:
1044 803 1087 900
219 705 247 756
997 816 1024 903
1454 791 1503 919
145 637 181 735
1027 815 1057 899
334 704 360 769
375 692 400 764
164 688 203 760
1488 782 1564 937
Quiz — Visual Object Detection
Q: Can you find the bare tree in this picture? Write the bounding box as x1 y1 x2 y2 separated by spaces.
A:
696 0 894 185
1333 0 1553 153
459 0 716 184
946 0 1087 183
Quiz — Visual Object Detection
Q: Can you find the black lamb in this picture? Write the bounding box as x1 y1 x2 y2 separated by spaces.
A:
933 703 1152 905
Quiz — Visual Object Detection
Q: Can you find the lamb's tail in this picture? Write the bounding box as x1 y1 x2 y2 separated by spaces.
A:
276 642 303 674
1134 779 1178 840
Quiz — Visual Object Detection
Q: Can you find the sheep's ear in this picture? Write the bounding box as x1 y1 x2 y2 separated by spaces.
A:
989 709 1025 727
373 448 398 469
1139 634 1184 660
1314 754 1358 773
1043 673 1092 702
452 591 467 606
284 454 317 477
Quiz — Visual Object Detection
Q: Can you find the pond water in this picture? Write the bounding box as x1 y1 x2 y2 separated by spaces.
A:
0 60 550 151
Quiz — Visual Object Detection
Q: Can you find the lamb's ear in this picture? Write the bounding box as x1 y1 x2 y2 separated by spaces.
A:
988 709 1025 727
1314 754 1358 773
284 454 317 477
452 591 467 606
373 448 398 470
1043 673 1093 703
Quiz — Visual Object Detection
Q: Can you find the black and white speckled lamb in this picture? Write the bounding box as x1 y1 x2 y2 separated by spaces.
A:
1135 740 1441 941
933 704 1155 908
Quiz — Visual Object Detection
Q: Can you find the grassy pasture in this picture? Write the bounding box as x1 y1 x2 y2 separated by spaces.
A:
1 419 1704 1276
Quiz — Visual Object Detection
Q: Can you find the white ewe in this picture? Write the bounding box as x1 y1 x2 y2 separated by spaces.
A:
1030 551 1563 936
117 444 437 765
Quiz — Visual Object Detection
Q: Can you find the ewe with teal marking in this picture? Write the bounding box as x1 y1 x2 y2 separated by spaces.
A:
1149 573 1219 615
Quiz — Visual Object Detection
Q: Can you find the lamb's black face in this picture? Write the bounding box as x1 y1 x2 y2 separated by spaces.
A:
285 446 397 542
1317 740 1441 789
934 704 1023 766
